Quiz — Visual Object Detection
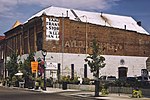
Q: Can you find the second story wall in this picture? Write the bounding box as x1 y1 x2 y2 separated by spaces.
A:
3 14 150 58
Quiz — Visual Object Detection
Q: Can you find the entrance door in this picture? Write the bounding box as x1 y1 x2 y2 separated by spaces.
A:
118 67 128 79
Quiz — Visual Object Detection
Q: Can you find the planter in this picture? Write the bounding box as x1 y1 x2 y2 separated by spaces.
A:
35 81 39 90
62 82 67 90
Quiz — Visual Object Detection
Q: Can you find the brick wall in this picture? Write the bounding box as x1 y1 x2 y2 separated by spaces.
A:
4 17 43 57
3 15 150 57
43 16 150 57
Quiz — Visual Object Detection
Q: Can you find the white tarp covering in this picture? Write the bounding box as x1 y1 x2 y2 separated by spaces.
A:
28 6 149 35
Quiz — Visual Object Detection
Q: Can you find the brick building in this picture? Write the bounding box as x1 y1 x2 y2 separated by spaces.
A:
2 6 150 79
0 36 5 78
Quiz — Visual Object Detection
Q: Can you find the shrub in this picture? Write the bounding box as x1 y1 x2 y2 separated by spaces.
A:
60 75 80 84
2 79 6 86
40 80 44 89
46 77 53 87
70 77 80 84
82 78 90 85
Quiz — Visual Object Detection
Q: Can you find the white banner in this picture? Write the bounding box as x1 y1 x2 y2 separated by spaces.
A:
46 17 59 40
46 62 57 70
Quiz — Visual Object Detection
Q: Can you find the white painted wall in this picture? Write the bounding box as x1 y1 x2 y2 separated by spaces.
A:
34 51 148 79
19 51 147 79
101 55 147 78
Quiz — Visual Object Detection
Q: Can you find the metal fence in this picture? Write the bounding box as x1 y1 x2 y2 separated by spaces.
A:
109 87 133 94
108 87 150 97
53 84 150 97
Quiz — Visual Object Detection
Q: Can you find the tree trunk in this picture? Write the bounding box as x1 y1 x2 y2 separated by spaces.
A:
95 80 100 97
94 69 100 97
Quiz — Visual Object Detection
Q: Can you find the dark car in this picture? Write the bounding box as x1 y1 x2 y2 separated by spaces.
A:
136 76 149 82
99 76 116 84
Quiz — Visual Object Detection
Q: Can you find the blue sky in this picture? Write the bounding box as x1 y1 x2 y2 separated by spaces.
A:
0 0 150 35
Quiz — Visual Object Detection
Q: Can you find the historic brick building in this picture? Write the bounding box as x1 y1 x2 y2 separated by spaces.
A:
0 36 5 78
2 6 150 79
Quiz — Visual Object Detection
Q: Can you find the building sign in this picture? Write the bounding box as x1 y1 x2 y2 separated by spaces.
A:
64 40 123 51
46 62 57 70
46 17 59 41
31 61 38 73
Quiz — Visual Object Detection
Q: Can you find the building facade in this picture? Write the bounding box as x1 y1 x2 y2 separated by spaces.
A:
0 36 5 78
1 6 150 79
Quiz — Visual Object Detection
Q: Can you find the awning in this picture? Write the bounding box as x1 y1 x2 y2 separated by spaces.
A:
15 72 23 76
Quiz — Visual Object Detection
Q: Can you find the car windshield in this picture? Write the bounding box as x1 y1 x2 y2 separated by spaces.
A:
137 76 148 81
107 76 116 80
99 76 107 80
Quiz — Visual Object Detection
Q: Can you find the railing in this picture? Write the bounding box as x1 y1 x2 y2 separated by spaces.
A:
53 84 150 97
109 87 132 94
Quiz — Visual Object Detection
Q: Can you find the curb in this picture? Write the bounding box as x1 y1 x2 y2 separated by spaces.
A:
1 86 150 100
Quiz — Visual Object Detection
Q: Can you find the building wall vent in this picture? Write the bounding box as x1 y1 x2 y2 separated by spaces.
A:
137 21 142 26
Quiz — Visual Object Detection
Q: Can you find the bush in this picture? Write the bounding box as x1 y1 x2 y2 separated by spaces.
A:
101 85 109 95
46 77 53 87
132 88 142 98
112 78 150 89
70 77 80 84
40 80 44 89
60 75 80 84
2 79 6 86
82 78 90 85
12 76 17 86
60 76 69 84
27 76 34 89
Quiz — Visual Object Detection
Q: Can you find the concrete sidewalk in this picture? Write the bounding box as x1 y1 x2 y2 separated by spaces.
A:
1 85 150 100
40 87 150 100
42 87 80 93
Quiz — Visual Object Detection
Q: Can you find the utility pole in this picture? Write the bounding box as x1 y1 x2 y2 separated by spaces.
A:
62 13 64 76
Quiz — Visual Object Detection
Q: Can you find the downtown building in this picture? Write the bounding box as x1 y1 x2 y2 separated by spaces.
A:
1 6 150 80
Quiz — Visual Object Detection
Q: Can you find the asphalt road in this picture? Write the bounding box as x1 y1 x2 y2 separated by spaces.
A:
0 87 96 100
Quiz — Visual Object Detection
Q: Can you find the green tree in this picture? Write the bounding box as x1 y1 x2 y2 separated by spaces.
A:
6 53 19 81
22 53 35 77
85 39 106 97
20 53 35 88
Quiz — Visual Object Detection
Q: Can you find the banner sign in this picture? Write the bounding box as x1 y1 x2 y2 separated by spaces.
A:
46 17 59 41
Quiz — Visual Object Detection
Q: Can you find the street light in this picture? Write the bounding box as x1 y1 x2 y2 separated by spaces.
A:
80 15 88 80
41 49 47 91
80 15 88 54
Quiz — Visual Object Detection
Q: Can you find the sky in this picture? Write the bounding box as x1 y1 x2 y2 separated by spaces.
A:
0 0 150 35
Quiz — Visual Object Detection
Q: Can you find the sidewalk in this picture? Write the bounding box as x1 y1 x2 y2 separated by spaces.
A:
41 87 150 100
1 84 150 100
42 87 80 93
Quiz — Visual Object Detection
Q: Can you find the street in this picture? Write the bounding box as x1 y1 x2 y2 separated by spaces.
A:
0 87 96 100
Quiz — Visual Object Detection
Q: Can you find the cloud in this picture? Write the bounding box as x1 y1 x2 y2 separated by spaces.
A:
0 0 17 13
0 0 120 15
20 0 120 11
0 0 120 34
0 0 22 18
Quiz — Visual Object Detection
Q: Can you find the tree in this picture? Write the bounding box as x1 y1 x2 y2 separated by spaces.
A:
20 52 35 88
85 39 106 97
22 53 35 77
6 53 19 81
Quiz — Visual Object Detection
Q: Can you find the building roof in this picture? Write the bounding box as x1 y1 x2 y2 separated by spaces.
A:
0 36 5 40
28 6 149 35
11 20 22 29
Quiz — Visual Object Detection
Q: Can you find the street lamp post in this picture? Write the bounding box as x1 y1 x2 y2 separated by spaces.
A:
42 49 47 91
80 15 88 79
81 15 88 54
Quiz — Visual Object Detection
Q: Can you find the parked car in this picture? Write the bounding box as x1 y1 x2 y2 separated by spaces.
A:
107 76 117 82
99 75 107 81
99 75 116 83
136 76 149 82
